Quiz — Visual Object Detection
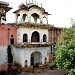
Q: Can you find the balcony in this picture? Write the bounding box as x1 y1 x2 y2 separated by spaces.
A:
16 22 54 29
14 42 52 48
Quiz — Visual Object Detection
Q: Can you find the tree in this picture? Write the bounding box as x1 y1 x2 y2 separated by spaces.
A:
55 21 75 75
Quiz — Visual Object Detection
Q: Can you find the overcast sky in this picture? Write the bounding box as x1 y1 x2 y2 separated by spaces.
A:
2 0 75 27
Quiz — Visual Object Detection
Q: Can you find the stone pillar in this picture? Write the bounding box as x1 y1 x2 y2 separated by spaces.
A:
34 17 37 23
15 14 18 24
28 34 31 42
28 15 31 22
46 18 48 24
40 16 42 24
19 14 23 23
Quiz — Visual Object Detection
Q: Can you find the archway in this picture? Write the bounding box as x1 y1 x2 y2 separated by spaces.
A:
23 34 28 42
31 31 40 42
22 14 27 22
31 51 42 67
43 17 47 24
31 13 40 23
43 34 47 42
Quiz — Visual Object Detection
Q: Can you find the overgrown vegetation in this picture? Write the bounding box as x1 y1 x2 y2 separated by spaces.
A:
49 62 56 70
55 20 75 75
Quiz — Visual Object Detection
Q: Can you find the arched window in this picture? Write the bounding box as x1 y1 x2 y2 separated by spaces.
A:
10 35 14 45
31 31 40 42
43 17 47 24
31 13 40 23
22 14 27 22
23 34 28 42
43 34 47 42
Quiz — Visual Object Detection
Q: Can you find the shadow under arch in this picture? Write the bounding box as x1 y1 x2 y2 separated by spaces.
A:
31 31 40 42
30 51 42 67
31 13 40 23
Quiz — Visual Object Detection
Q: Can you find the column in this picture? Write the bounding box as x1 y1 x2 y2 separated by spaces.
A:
15 14 18 24
46 18 48 24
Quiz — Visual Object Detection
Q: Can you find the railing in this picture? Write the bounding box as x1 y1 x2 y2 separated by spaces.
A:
17 22 52 26
14 42 52 48
17 42 52 45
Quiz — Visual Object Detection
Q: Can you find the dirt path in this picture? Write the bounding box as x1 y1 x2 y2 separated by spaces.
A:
20 69 66 75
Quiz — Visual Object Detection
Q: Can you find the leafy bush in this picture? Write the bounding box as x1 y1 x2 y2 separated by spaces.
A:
49 62 56 70
68 69 75 75
55 22 75 75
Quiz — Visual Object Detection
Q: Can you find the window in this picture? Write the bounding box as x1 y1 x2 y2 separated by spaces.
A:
43 34 47 42
10 35 14 45
23 34 28 42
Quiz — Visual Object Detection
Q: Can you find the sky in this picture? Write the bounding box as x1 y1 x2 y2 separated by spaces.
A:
2 0 75 27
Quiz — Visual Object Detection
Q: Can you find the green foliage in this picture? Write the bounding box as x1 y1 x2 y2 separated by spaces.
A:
55 47 75 70
55 21 75 75
49 62 56 70
68 69 75 75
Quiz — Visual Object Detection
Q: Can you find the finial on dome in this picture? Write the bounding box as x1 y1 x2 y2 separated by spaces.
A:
37 2 38 5
32 0 33 3
41 3 42 7
26 0 27 4
29 0 30 3
35 0 36 4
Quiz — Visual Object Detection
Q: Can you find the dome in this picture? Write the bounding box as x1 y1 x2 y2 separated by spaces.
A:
18 3 27 9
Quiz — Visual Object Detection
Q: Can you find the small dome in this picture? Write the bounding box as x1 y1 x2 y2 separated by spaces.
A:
27 3 36 7
18 3 27 9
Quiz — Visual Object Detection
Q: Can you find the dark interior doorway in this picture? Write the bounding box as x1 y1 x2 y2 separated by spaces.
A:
23 34 28 42
10 38 14 45
7 45 13 63
31 57 34 66
31 31 40 42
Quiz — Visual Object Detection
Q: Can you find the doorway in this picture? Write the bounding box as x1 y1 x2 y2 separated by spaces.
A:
31 51 42 67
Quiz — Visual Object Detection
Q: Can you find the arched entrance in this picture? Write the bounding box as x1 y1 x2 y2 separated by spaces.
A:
31 31 40 42
31 51 42 67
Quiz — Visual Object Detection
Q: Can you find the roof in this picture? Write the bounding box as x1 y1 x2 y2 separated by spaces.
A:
0 1 12 12
13 3 50 15
0 1 9 6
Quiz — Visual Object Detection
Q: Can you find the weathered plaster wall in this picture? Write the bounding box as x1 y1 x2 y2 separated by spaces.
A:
12 46 50 67
17 28 48 43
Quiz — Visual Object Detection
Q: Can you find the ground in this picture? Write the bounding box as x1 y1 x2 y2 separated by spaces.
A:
19 69 66 75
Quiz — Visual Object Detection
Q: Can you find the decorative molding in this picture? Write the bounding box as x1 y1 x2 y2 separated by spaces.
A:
16 22 54 29
14 42 52 48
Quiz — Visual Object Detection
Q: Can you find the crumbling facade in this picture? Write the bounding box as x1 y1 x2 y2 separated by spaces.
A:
0 1 62 70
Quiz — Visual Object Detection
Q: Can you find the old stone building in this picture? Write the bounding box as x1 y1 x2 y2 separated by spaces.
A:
0 1 62 70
